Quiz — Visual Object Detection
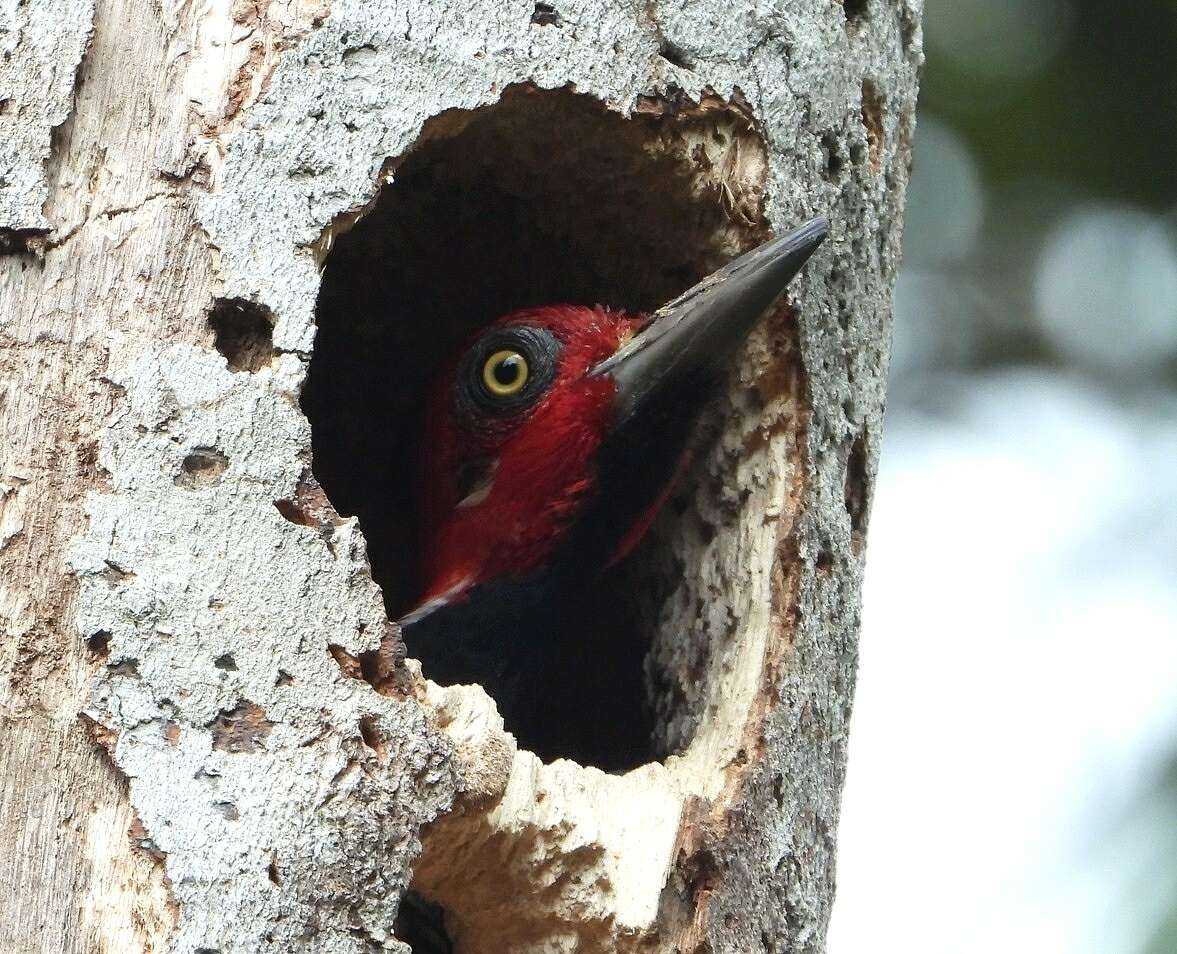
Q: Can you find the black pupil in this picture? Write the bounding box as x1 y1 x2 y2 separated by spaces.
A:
494 354 523 387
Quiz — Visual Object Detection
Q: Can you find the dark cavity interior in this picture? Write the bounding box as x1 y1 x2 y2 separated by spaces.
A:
394 891 454 954
303 86 762 771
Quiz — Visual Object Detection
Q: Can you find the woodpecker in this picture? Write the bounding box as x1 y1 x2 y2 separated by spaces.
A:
400 218 828 737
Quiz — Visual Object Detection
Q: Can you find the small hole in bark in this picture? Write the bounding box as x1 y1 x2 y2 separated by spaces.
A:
395 891 454 954
176 447 228 488
842 0 868 23
306 86 769 772
328 635 408 697
100 559 133 583
822 132 844 178
210 700 274 753
682 845 721 900
108 657 139 677
214 653 237 671
276 669 294 686
267 853 282 885
86 630 112 657
658 39 696 71
860 80 884 174
213 801 239 820
845 429 870 552
530 2 560 26
358 716 387 760
208 298 275 372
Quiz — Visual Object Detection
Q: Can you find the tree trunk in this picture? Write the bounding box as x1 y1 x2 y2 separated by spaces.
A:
0 1 921 952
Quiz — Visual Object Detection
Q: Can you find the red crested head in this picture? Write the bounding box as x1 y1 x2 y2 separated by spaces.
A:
416 305 640 605
407 218 829 619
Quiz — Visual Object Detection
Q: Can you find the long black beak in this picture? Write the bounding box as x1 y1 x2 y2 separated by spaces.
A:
591 217 828 426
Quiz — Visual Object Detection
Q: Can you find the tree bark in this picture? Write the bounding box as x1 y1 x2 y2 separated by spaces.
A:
0 1 921 953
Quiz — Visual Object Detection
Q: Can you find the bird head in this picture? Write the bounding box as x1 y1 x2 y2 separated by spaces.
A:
410 217 829 619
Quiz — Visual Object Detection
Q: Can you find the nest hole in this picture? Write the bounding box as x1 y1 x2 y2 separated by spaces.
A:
303 86 766 772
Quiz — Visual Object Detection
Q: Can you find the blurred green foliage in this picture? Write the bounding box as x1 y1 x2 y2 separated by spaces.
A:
924 0 1177 207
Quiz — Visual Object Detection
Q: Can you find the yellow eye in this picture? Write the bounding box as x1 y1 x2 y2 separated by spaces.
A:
482 349 530 397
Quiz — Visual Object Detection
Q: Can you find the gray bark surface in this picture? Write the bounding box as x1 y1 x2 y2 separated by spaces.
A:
0 0 95 234
0 1 921 952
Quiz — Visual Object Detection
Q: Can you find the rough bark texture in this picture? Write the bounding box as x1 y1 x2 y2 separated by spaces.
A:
0 1 921 953
0 0 95 235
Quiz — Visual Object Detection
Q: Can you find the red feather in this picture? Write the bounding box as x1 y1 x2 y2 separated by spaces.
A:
416 305 641 604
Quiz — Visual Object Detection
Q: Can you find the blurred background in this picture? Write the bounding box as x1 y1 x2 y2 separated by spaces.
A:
828 2 1177 952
